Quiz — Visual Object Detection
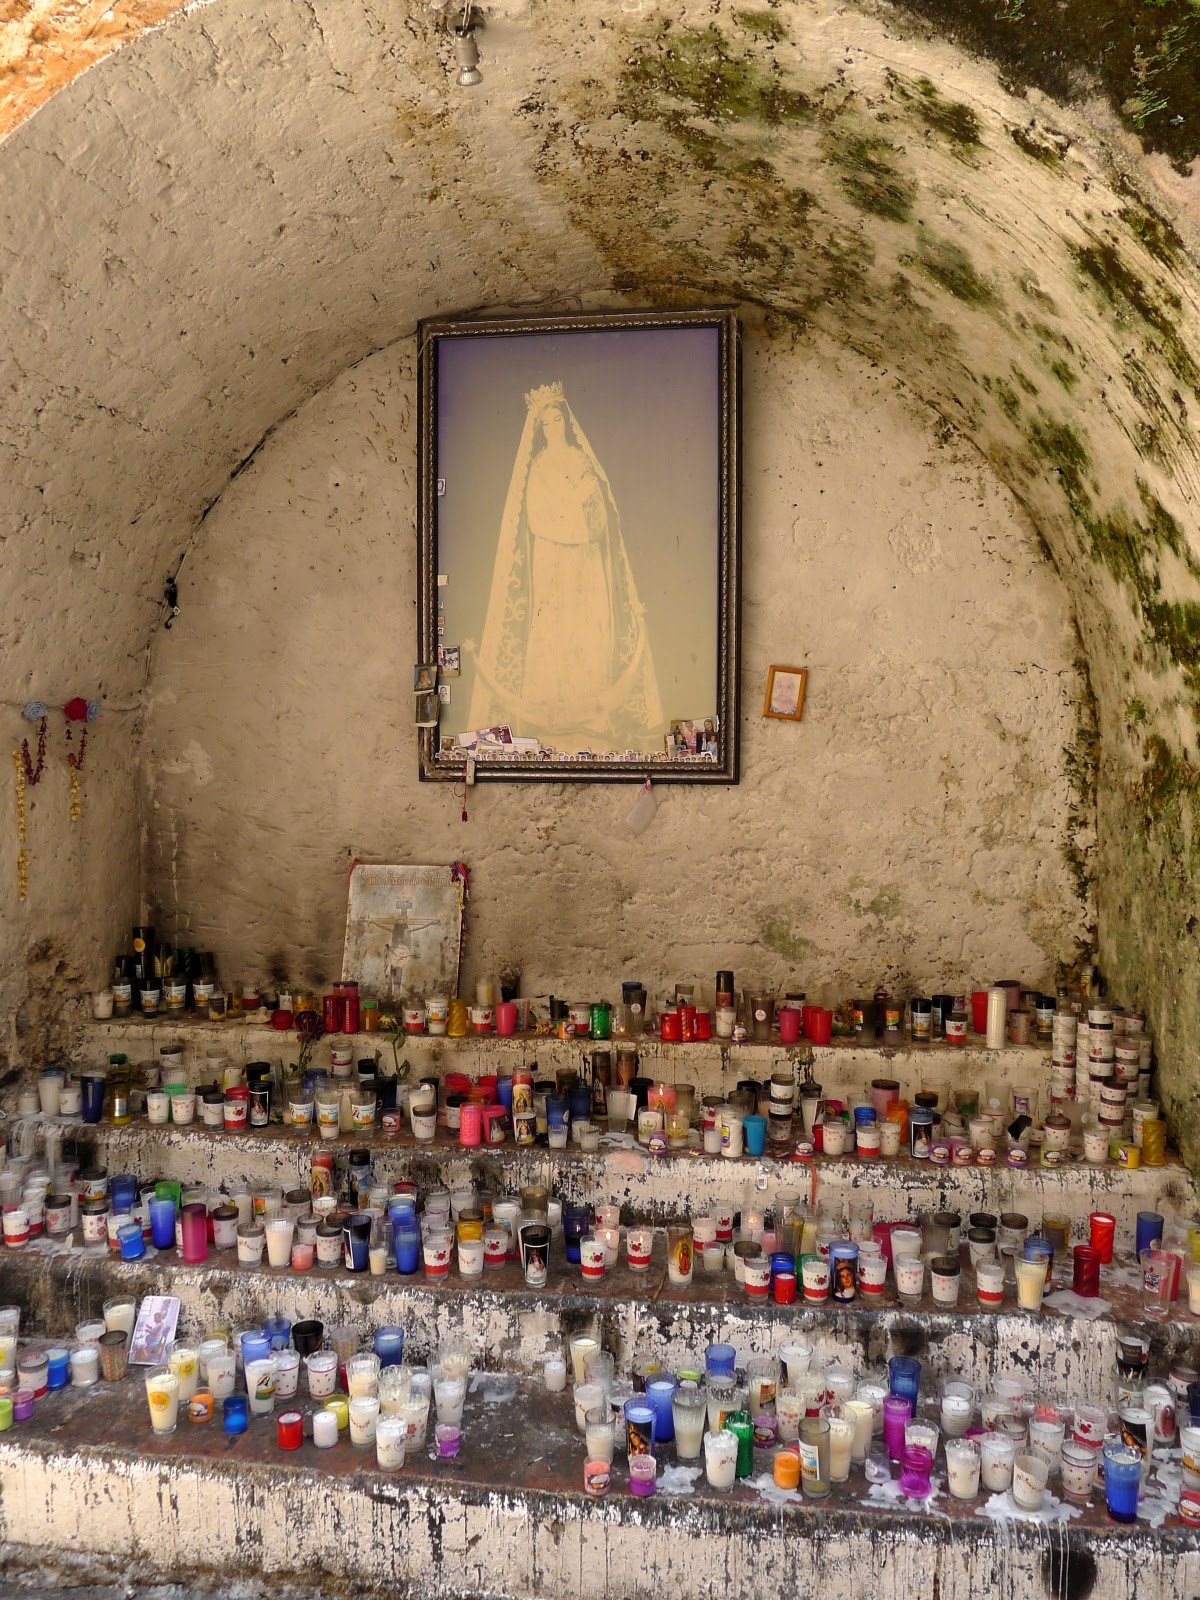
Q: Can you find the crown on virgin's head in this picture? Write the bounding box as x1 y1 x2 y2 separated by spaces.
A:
524 381 565 408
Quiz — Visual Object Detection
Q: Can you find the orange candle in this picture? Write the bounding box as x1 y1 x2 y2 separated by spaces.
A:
885 1099 909 1142
773 1447 801 1490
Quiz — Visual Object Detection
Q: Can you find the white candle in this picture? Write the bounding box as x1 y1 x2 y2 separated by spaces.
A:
569 1336 598 1384
777 1387 804 1443
435 1377 466 1427
313 1408 338 1448
986 987 1008 1049
673 1405 706 1460
207 1351 236 1399
1012 1454 1047 1510
168 1345 198 1402
145 1370 180 1435
705 1430 738 1489
544 1357 567 1393
828 1417 854 1482
574 1382 604 1432
941 1395 972 1438
981 1436 1015 1491
376 1416 407 1469
946 1441 981 1500
845 1400 874 1463
264 1217 294 1268
349 1396 380 1446
895 1256 925 1300
70 1347 98 1386
586 1417 615 1464
369 1245 388 1276
103 1299 137 1338
347 1358 380 1398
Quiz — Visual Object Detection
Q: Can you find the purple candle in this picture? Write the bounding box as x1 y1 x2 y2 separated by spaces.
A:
883 1394 912 1461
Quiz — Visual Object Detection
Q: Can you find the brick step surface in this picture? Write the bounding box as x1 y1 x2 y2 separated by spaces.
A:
25 1120 1195 1232
0 1371 1194 1600
2 1236 1196 1396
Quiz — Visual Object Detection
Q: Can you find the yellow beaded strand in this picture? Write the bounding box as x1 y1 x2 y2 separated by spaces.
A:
69 767 80 823
11 748 28 902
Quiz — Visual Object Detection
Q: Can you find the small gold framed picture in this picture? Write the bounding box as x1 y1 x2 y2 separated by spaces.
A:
762 665 808 722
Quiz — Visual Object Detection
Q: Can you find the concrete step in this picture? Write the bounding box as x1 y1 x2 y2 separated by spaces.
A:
2 1235 1196 1399
25 1120 1197 1234
82 1019 1075 1103
0 1369 1194 1600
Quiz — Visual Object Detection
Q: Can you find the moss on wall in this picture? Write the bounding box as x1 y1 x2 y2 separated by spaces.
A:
1102 736 1200 1166
888 0 1200 168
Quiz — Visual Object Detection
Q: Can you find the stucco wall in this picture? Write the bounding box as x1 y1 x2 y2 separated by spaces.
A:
3 0 1200 1156
142 325 1092 1001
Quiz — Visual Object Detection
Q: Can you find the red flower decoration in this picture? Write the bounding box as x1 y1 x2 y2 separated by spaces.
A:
64 697 89 722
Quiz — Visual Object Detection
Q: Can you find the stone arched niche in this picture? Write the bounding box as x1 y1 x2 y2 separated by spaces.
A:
1 0 1198 1157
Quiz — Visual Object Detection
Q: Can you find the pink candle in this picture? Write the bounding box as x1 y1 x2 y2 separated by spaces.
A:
647 1083 676 1114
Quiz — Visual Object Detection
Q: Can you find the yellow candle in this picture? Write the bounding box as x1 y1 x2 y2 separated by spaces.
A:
1014 1259 1046 1312
828 1416 854 1482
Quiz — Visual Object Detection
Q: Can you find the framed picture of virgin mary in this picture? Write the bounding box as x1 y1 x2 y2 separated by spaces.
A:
416 308 741 783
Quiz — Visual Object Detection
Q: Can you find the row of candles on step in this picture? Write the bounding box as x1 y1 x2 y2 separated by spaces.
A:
557 1336 1196 1521
3 1298 472 1468
9 1134 1199 1329
7 1290 1194 1522
30 1053 1162 1180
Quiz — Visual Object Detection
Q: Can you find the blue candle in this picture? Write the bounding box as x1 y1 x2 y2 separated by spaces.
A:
240 1331 270 1366
393 1222 420 1275
149 1197 176 1250
223 1395 249 1435
888 1355 921 1404
1103 1440 1141 1522
562 1203 589 1264
1135 1211 1165 1258
263 1315 291 1351
45 1348 69 1390
117 1223 145 1260
645 1376 677 1443
374 1327 405 1367
705 1343 736 1380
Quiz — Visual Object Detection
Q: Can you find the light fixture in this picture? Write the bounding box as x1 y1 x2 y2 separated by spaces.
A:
454 26 482 86
453 0 482 86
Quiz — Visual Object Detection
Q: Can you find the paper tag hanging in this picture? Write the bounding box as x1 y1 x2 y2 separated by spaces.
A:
626 780 657 836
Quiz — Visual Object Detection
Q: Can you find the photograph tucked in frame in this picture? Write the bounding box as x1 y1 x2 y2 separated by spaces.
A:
763 666 808 722
416 309 741 782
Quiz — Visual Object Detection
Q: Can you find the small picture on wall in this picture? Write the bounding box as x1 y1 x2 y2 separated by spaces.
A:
763 665 808 722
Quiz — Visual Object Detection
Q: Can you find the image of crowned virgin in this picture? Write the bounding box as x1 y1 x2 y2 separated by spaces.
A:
465 382 664 753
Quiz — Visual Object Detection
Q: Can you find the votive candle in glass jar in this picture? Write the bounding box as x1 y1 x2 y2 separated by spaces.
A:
705 1428 738 1489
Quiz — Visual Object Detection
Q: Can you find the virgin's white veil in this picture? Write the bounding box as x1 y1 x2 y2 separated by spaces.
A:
466 384 663 746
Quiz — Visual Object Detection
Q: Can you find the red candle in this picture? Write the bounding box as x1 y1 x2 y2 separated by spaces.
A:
277 1410 303 1450
1089 1212 1116 1264
180 1203 208 1264
1072 1244 1100 1297
773 1270 797 1305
